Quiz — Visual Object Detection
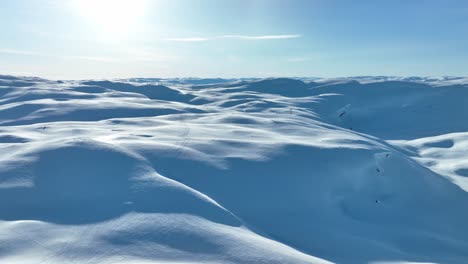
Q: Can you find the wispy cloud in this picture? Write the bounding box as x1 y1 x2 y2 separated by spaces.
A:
0 49 44 56
69 56 122 62
164 34 302 42
287 57 312 62
221 34 302 40
0 48 170 62
163 37 210 42
0 48 116 61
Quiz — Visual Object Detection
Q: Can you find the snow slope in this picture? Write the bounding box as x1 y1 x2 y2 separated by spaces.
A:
1 74 468 264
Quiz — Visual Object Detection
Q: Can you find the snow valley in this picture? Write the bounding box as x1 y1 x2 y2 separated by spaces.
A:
1 75 468 264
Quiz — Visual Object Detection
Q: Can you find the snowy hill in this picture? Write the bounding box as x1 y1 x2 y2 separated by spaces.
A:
1 74 468 264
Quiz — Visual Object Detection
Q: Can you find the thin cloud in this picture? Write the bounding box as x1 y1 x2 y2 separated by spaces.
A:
0 48 170 62
65 55 118 62
287 57 312 62
221 34 302 40
164 34 302 42
0 48 115 61
164 37 210 42
0 49 44 56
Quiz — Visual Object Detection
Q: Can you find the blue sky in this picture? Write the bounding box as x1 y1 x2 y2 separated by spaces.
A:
1 0 467 79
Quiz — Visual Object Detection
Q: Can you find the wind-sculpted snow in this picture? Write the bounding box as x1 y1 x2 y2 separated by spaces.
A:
0 75 468 264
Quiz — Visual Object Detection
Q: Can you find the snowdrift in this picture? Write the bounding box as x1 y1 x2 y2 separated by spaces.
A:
1 75 468 264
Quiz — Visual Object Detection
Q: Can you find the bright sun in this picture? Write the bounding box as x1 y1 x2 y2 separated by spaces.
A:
73 0 148 36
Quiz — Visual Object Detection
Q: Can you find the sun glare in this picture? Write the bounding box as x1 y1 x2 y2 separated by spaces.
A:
73 0 148 36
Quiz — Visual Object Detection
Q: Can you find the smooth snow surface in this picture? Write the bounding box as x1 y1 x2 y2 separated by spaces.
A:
1 74 468 264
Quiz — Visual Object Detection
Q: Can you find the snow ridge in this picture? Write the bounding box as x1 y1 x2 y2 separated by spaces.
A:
1 75 468 264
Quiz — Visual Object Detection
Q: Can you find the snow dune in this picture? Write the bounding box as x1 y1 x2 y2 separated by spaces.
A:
0 74 468 263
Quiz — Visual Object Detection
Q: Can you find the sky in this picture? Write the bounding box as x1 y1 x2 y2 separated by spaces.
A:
0 0 467 79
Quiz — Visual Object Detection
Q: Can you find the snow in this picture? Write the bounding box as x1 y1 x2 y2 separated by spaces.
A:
1 75 468 263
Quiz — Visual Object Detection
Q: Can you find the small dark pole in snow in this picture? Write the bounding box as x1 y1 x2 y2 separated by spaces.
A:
386 153 390 157
339 111 345 117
